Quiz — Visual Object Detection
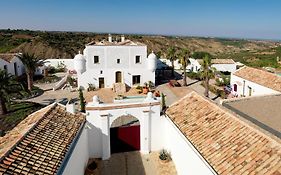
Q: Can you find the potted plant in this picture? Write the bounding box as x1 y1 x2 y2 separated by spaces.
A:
148 81 154 91
136 85 143 94
159 149 171 163
143 82 149 94
85 161 98 174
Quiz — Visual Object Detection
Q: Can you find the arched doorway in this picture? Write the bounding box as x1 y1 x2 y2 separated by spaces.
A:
115 71 122 83
110 115 140 154
233 84 237 92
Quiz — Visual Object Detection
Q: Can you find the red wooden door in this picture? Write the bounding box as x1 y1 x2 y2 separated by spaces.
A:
110 125 140 154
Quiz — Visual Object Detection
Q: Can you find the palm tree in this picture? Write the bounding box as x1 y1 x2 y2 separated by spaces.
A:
179 48 191 86
0 70 21 115
17 53 45 91
167 47 176 77
200 55 215 97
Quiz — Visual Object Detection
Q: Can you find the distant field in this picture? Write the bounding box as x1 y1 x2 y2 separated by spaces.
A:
0 29 280 69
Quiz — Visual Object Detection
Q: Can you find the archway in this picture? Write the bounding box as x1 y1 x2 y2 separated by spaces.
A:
110 115 140 154
115 71 122 83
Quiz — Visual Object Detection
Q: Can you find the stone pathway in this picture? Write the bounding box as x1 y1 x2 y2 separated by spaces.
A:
156 78 220 107
183 77 221 103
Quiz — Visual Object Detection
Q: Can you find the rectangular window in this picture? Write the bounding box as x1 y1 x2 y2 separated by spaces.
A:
117 59 120 64
132 75 141 85
100 70 103 74
94 56 99 64
135 56 141 64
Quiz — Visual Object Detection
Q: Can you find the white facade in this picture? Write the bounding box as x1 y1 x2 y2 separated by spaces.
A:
230 74 280 97
62 126 89 175
212 63 236 73
45 58 75 71
158 58 236 73
86 94 163 160
164 117 216 175
0 56 25 76
186 58 201 72
0 55 45 76
73 38 156 89
62 93 216 175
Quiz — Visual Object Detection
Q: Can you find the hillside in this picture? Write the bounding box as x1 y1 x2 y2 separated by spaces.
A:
0 29 280 68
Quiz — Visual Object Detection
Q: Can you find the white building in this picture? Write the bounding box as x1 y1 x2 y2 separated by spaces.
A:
197 58 237 73
158 58 237 73
0 53 25 76
74 35 157 89
1 91 280 175
0 53 45 76
45 58 75 71
230 66 281 97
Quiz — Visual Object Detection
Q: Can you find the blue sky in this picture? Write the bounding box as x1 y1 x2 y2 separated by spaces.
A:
0 0 280 40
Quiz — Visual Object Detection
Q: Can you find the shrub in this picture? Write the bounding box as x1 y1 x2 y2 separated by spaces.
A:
187 72 202 80
79 88 86 112
159 149 171 161
87 83 96 91
161 93 166 110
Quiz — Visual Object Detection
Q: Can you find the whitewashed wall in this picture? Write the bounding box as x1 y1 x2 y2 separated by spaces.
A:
86 99 162 159
77 45 155 89
45 59 75 70
0 58 25 76
62 126 89 175
230 74 279 97
158 58 202 73
212 63 236 73
164 116 216 175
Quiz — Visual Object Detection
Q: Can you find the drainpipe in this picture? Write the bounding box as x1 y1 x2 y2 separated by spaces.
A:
242 80 245 97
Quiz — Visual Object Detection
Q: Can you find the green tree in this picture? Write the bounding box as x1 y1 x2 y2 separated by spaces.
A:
179 48 191 86
0 70 21 115
192 51 212 59
79 88 86 112
167 47 176 77
200 55 215 97
161 93 166 110
17 53 45 91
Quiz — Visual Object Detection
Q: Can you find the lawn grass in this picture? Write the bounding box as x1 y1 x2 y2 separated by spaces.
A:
0 102 44 136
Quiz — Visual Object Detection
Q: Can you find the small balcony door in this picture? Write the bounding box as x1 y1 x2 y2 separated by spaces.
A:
115 71 122 83
99 77 105 88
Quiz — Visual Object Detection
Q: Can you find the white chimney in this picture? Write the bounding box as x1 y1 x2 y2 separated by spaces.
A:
66 102 75 114
121 35 125 42
108 34 112 42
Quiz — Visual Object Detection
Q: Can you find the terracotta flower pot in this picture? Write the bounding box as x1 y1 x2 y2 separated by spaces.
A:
143 88 148 94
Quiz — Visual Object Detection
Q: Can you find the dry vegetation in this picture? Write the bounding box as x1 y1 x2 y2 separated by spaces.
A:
0 29 280 68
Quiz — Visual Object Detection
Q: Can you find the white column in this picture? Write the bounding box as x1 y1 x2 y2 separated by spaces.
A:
141 110 151 154
101 114 110 160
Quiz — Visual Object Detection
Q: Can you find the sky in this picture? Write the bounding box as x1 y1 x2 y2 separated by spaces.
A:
0 0 280 40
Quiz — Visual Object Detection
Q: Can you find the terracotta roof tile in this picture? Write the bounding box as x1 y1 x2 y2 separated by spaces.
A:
166 92 281 175
0 104 85 174
0 53 18 63
233 66 281 92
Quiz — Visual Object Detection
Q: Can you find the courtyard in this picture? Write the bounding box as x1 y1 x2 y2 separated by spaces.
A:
85 151 177 175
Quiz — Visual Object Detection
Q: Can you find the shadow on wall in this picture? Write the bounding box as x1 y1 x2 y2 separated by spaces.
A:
86 122 103 158
85 122 148 175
